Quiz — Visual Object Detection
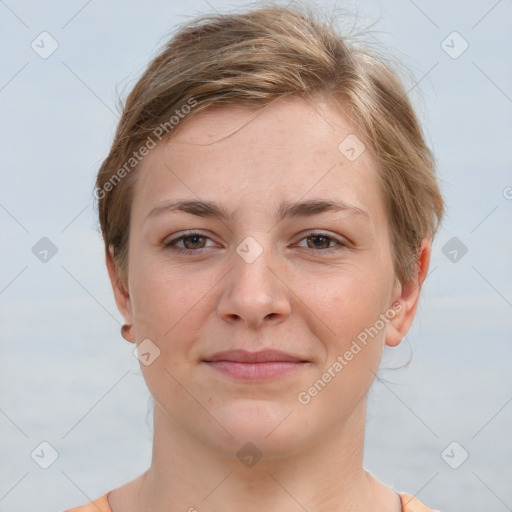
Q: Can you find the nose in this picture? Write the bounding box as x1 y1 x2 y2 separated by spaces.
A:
216 240 292 329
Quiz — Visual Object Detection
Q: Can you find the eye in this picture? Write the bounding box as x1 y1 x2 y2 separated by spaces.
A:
164 231 217 254
163 230 347 255
296 231 347 252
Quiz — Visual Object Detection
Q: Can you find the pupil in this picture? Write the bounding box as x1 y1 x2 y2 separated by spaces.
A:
186 235 203 249
310 236 328 249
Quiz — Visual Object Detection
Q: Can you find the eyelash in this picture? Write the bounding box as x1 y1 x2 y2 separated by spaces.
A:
164 231 347 255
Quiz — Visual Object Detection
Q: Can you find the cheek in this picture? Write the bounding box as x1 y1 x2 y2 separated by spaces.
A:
130 256 212 335
326 262 392 332
303 285 390 417
316 261 394 378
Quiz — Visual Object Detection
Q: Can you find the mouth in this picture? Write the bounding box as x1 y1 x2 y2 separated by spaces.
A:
202 349 309 381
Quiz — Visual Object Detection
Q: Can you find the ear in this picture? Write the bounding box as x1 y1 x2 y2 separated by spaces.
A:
385 239 431 347
106 245 135 343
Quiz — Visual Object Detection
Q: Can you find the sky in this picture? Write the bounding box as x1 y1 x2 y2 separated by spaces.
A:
1 0 511 511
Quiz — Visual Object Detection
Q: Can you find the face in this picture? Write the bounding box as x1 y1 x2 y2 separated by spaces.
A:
108 96 425 458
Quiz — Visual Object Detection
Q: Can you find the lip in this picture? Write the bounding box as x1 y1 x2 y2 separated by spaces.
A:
203 349 307 363
202 349 309 381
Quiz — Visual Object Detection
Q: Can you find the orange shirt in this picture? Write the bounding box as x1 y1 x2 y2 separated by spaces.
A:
64 491 439 511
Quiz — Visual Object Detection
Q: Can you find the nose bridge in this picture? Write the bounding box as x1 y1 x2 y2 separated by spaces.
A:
217 232 291 326
233 233 277 300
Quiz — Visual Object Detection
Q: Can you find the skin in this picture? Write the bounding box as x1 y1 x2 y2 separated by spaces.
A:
106 95 431 512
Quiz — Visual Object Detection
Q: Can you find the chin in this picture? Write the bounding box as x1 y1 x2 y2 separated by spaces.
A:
203 399 310 459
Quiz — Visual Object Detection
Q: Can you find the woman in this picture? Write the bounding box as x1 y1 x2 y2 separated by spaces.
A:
65 3 444 511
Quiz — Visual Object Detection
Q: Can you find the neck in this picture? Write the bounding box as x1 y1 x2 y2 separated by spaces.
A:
114 398 399 512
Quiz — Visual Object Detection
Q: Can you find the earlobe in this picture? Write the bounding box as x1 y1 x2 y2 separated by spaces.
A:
385 239 431 347
106 245 135 343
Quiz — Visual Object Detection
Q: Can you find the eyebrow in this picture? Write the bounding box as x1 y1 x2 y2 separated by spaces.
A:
145 198 370 223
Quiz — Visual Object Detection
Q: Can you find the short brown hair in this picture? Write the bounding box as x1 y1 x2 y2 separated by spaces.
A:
95 2 444 288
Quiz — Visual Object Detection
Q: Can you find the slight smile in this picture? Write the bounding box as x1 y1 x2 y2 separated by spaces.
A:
202 349 310 381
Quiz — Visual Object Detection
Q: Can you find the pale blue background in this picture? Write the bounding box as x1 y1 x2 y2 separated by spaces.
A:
1 0 511 511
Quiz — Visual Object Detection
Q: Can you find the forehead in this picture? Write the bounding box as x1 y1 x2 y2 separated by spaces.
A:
132 96 386 224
